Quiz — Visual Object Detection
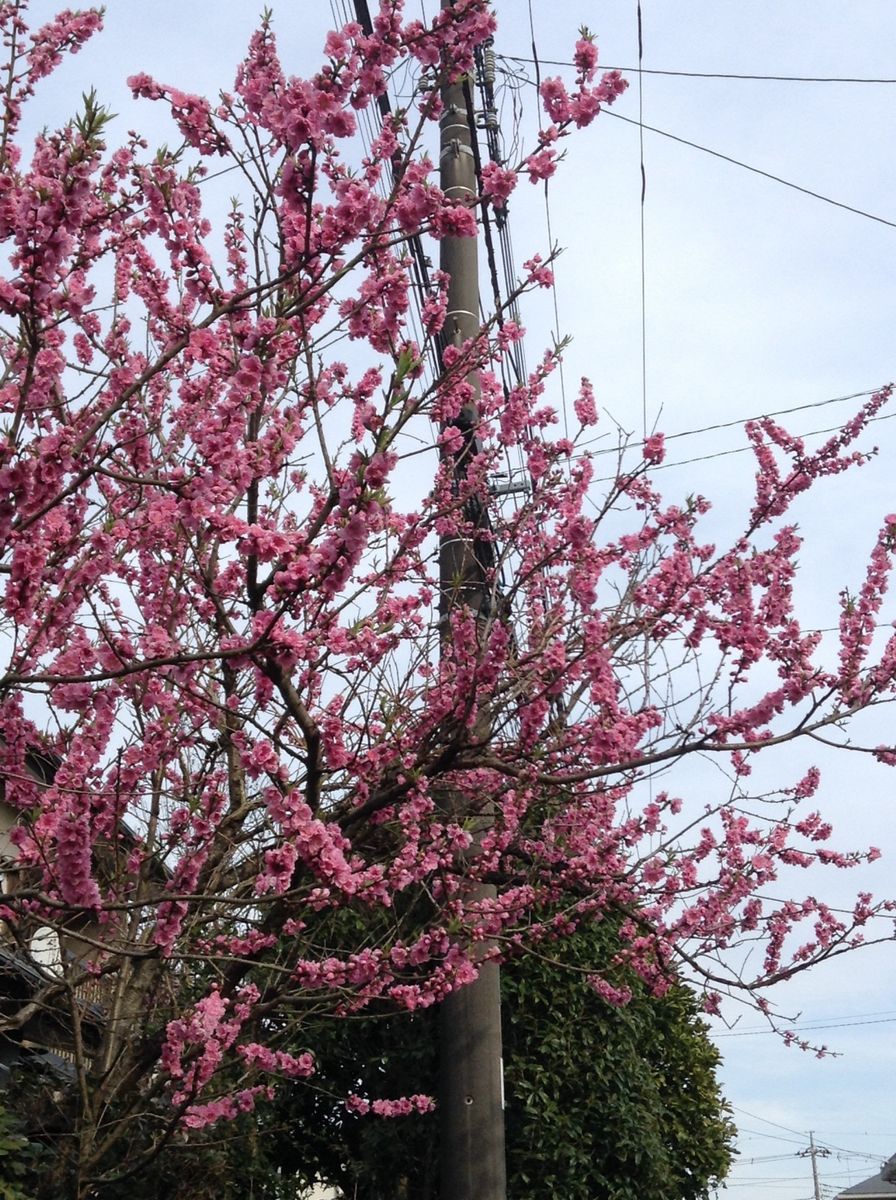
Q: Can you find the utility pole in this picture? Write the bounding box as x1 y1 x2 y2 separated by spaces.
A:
799 1131 831 1200
437 2 507 1197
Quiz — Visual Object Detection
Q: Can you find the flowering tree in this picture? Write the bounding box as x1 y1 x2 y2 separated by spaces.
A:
0 1 893 1194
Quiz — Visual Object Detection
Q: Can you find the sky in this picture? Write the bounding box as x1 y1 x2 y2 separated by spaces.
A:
22 2 896 1197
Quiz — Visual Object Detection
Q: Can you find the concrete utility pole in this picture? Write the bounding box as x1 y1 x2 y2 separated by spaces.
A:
798 1130 831 1200
437 2 507 1197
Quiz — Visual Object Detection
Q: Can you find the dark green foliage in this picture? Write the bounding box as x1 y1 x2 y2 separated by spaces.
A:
0 1096 49 1200
257 917 734 1200
500 925 735 1200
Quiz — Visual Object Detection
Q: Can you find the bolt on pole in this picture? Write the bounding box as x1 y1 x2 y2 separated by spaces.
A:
436 3 507 1198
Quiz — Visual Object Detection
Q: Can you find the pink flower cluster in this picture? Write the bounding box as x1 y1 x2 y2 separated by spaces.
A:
345 1093 435 1117
238 1043 315 1079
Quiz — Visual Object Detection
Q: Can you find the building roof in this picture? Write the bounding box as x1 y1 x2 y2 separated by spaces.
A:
837 1156 896 1198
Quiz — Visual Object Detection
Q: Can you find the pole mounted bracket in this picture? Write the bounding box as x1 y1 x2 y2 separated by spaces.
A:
440 140 475 162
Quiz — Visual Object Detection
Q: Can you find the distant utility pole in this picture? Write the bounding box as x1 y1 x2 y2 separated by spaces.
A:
436 1 507 1198
799 1131 831 1200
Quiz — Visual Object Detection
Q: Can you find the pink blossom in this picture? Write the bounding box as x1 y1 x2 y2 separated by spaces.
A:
574 378 598 427
540 78 571 125
523 254 554 288
524 148 557 183
573 37 599 80
346 1092 435 1117
430 203 478 239
238 1043 315 1078
589 978 633 1006
480 160 517 209
643 433 665 464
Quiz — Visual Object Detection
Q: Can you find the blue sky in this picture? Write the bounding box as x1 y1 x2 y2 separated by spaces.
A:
23 2 896 1196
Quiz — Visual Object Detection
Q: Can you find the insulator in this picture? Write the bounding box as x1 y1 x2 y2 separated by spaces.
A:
482 47 496 86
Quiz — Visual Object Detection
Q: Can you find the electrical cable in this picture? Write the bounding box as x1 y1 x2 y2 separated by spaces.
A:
715 1015 896 1036
637 0 647 443
735 1127 817 1147
604 109 896 231
738 1154 814 1164
469 47 532 507
816 1140 893 1161
575 387 885 455
723 1007 896 1033
648 410 896 472
585 407 896 481
732 1106 890 1153
349 0 446 384
498 56 896 85
660 388 883 445
494 52 896 229
527 0 570 443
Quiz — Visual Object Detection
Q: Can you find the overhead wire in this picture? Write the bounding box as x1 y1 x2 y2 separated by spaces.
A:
499 57 896 85
635 1 656 803
818 1140 893 1162
490 45 896 502
495 54 527 167
715 1014 896 1037
574 386 886 455
342 0 446 389
331 4 896 646
729 1107 891 1167
735 1127 819 1148
604 110 896 231
469 45 532 507
567 0 896 1087
641 409 896 474
334 15 895 480
637 0 647 443
336 0 568 642
345 0 539 604
527 0 570 444
723 1008 896 1035
739 1154 817 1164
581 401 895 481
658 388 884 445
496 55 896 230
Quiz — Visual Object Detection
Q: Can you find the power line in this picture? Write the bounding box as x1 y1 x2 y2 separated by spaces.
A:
604 109 896 231
731 1109 891 1167
726 1177 816 1187
579 388 885 455
740 1154 816 1164
587 406 895 481
722 1008 896 1035
500 51 896 231
499 55 896 84
637 0 647 442
577 386 889 474
818 1140 892 1162
733 1107 810 1138
718 1015 896 1038
527 0 570 441
661 389 883 445
652 409 896 472
737 1127 814 1148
